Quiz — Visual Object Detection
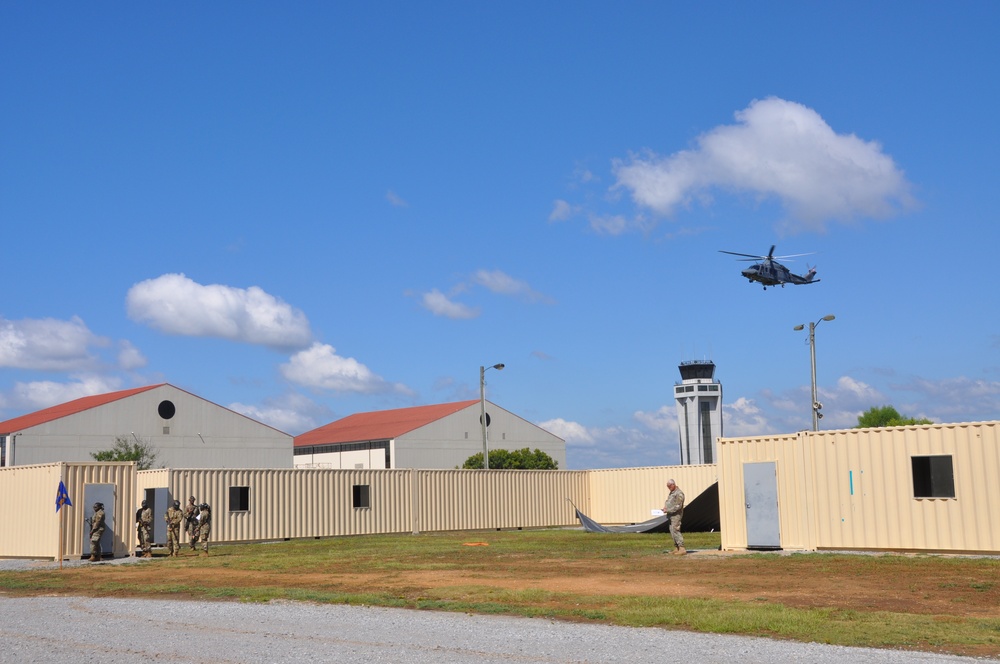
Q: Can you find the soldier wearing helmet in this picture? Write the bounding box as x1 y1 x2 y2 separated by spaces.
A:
197 502 212 556
137 499 153 558
88 502 106 562
183 496 200 552
164 499 184 557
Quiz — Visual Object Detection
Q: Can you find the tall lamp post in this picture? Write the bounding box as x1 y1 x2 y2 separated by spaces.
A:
479 363 505 469
793 315 835 431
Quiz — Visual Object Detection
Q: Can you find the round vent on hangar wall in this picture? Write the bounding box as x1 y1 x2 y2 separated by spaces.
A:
158 400 176 420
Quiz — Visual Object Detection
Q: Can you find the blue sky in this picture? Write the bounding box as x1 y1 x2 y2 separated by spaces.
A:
2 3 998 469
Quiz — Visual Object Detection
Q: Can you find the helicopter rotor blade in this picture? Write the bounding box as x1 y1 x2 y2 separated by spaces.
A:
719 250 767 259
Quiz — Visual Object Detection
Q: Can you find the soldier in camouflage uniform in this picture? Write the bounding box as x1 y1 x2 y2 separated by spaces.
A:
88 502 106 562
164 500 183 557
662 479 686 555
138 499 153 558
183 496 200 552
197 503 212 556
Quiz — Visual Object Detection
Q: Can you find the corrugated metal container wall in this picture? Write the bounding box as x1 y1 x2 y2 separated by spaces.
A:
415 470 587 532
162 468 417 543
59 462 137 559
586 465 719 524
717 433 809 551
0 463 62 558
809 422 1000 552
137 469 170 496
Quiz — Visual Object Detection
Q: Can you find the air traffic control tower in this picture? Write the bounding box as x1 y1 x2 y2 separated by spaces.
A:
674 360 723 465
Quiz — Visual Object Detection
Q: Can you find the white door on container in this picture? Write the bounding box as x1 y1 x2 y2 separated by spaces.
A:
743 461 780 549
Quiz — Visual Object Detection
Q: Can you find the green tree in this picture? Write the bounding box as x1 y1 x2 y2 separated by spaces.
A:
91 435 159 470
462 448 559 470
855 405 933 429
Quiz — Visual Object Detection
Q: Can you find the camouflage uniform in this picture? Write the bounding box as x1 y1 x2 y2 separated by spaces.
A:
164 502 183 556
183 498 200 551
139 503 153 557
197 504 212 556
89 504 106 562
662 482 685 552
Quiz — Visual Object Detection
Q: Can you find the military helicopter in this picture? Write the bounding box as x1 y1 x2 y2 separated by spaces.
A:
719 245 820 289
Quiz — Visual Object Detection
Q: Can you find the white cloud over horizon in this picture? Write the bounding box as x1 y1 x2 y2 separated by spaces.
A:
126 273 313 350
471 269 553 304
420 289 480 319
419 269 551 319
117 340 147 371
611 97 917 233
0 375 124 413
280 342 412 396
538 414 676 469
229 391 333 436
0 316 107 372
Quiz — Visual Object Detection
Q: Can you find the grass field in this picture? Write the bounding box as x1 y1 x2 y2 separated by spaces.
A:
2 529 999 657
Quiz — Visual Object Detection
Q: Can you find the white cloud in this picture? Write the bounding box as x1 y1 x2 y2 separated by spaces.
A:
538 416 675 469
537 418 596 446
549 199 576 222
420 270 552 318
280 342 411 395
117 340 147 370
587 214 631 236
229 392 332 436
386 190 409 207
0 375 123 412
613 97 916 232
126 273 313 349
830 376 884 406
722 397 774 437
633 405 678 434
471 270 552 304
886 376 1000 424
0 316 106 371
420 289 480 320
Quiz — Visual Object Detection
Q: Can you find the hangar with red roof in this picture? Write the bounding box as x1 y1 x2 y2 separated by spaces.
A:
0 383 292 469
294 400 566 470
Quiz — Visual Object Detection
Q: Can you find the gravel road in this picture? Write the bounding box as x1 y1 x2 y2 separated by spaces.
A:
1 557 996 663
1 594 996 664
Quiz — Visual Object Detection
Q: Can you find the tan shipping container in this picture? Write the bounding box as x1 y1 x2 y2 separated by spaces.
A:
719 421 1000 554
0 462 135 560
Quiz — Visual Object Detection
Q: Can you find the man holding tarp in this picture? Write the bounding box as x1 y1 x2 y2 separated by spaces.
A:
662 479 686 555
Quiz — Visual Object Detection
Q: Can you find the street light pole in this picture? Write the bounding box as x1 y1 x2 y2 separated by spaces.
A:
479 363 505 469
793 315 835 431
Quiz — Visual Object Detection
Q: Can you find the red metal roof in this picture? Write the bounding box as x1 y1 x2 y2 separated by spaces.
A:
294 400 479 448
0 384 166 433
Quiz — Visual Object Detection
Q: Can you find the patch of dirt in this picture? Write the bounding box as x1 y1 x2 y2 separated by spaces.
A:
48 547 1000 620
6 542 999 658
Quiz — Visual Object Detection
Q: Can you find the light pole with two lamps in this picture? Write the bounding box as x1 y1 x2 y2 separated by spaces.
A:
793 315 835 431
479 363 505 469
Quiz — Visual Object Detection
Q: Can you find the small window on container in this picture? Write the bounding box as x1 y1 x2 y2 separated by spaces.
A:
352 484 370 509
229 486 250 512
911 455 955 498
